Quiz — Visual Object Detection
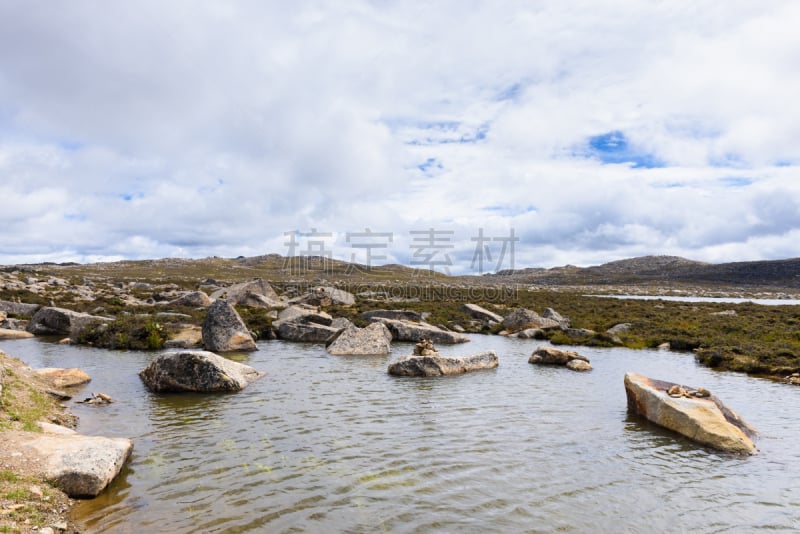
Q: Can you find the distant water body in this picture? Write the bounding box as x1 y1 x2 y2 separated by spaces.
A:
587 294 800 306
2 335 799 532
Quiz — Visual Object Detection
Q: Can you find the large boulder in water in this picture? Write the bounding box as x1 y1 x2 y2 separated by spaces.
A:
388 350 498 377
202 300 257 352
624 372 757 454
326 323 392 355
139 350 264 392
372 318 469 344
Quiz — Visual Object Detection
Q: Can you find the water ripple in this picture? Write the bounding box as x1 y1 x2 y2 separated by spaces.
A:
3 336 799 532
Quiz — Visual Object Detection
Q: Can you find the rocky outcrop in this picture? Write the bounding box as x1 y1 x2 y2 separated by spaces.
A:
201 300 257 352
515 328 546 339
502 308 560 333
542 307 571 329
326 323 392 355
291 286 355 307
373 318 470 344
139 350 264 393
460 303 503 324
26 307 111 337
0 300 41 316
529 346 592 371
167 291 212 308
388 350 498 377
624 372 757 454
34 368 91 388
606 323 632 335
211 278 284 308
360 309 423 322
7 428 133 498
275 305 333 327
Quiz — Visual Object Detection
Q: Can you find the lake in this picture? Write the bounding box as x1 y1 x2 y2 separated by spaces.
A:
1 335 799 533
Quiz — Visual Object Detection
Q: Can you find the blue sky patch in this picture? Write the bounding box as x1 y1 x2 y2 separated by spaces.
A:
719 177 753 187
119 192 144 202
495 82 524 102
583 130 664 168
417 157 444 174
482 204 536 215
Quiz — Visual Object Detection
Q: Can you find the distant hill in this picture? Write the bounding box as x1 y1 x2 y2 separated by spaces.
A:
6 254 800 290
486 255 800 289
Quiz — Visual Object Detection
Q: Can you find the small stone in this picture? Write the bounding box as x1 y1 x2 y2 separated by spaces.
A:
29 485 44 499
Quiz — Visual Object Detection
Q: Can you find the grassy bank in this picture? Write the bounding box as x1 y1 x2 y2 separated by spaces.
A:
0 352 78 533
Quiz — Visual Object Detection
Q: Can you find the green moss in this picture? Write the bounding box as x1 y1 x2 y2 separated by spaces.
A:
76 315 168 350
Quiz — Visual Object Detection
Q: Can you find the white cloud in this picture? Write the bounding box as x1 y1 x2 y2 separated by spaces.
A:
0 1 798 270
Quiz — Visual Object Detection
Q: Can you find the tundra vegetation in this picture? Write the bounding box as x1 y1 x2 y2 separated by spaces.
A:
1 255 799 378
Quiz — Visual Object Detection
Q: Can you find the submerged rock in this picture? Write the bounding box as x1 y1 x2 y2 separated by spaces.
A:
202 300 257 352
624 372 757 454
388 350 498 377
139 350 264 393
326 323 392 355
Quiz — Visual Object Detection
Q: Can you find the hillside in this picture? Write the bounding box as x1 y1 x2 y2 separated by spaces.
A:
486 255 800 290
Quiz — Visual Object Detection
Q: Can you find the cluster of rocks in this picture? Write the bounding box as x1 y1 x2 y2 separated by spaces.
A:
529 346 592 372
387 338 498 377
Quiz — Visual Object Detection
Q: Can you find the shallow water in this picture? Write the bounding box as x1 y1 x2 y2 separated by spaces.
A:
2 335 799 533
587 294 800 306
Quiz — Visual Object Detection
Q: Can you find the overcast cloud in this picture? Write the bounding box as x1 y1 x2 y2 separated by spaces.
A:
1 1 798 273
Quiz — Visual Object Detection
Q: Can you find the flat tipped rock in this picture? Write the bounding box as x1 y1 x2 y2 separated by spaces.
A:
624 372 757 454
11 432 133 498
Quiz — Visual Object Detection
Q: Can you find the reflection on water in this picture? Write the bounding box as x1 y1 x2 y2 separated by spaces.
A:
2 336 800 532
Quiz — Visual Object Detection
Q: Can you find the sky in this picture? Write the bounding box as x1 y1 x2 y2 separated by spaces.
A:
1 1 799 274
